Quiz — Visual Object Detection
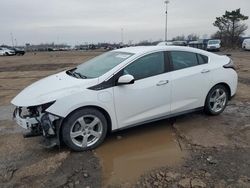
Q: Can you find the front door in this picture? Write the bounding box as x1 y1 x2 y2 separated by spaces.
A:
113 51 172 128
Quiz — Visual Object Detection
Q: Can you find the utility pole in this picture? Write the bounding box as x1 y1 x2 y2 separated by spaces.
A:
10 33 14 47
15 39 18 47
121 28 124 44
165 0 170 41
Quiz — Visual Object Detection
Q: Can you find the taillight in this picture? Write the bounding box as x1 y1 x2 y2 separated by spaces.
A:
223 60 236 70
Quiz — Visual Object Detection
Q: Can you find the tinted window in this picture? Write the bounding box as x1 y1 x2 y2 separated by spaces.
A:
124 52 165 80
170 51 198 70
197 54 208 64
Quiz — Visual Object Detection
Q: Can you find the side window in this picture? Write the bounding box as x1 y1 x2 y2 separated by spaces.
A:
197 54 208 64
123 52 165 80
170 51 199 71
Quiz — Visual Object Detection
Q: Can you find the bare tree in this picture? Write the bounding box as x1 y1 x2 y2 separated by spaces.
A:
187 34 199 41
213 8 248 47
172 35 185 41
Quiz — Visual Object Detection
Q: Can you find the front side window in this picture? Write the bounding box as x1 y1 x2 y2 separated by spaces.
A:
123 52 165 80
73 51 134 78
170 51 199 70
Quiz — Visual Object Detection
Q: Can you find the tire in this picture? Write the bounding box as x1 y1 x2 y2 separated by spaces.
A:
204 85 229 115
62 108 108 151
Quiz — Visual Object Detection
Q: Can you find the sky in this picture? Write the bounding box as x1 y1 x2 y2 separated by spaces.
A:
0 0 250 46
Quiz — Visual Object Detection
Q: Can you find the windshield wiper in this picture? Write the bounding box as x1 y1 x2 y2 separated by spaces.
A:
73 71 87 79
67 69 87 79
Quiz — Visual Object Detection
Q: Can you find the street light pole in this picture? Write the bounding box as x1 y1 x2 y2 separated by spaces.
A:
165 0 170 41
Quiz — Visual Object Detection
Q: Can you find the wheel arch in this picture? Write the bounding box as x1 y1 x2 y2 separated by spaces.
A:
58 105 112 145
205 82 232 105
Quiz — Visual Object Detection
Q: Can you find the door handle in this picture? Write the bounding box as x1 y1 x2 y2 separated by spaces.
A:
156 80 169 86
201 69 210 73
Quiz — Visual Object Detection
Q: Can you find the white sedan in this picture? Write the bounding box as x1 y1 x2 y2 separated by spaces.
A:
0 47 15 56
12 46 238 151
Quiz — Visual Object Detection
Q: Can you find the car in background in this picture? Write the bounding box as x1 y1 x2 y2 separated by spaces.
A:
8 47 26 56
242 39 250 50
172 41 187 46
0 47 15 56
207 40 221 51
157 41 173 46
12 46 238 151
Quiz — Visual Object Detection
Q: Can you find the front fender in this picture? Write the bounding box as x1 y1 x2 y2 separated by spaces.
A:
45 89 117 130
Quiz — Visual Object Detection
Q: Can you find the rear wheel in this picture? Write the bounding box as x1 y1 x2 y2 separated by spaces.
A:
62 108 108 151
204 85 229 115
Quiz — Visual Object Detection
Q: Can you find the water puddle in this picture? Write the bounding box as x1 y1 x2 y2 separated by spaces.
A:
96 119 187 186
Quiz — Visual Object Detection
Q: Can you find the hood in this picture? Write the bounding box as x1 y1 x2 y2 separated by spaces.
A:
11 71 98 107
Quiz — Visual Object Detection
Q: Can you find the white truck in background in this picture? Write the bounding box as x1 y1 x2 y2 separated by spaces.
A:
242 39 250 50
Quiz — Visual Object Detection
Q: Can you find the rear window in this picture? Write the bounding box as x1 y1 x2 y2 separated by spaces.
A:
171 51 199 70
197 54 208 64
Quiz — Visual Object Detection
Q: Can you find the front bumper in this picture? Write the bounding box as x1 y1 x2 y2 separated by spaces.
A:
13 107 63 148
13 108 39 130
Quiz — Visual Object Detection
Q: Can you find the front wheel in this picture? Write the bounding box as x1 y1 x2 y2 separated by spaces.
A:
204 85 229 115
62 108 108 151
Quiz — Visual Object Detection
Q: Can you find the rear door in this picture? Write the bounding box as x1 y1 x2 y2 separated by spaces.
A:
169 51 211 113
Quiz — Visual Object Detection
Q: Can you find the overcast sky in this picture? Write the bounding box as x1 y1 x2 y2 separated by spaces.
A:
1 0 250 46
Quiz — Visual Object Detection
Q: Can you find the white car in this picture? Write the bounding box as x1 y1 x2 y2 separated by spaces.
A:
242 39 250 50
0 47 15 56
12 46 238 151
207 40 221 51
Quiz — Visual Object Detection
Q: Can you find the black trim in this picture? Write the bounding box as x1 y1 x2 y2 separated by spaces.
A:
88 77 115 90
166 51 173 71
112 107 204 132
164 51 172 72
88 70 123 90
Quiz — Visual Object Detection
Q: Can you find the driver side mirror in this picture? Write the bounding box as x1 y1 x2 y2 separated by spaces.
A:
117 74 135 85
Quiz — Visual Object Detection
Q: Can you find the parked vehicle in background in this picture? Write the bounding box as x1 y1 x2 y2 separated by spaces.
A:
12 46 238 151
9 47 25 56
0 47 15 56
207 39 221 51
242 39 250 50
172 41 187 46
157 41 173 46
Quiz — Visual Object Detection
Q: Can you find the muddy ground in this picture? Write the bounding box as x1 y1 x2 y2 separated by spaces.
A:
0 50 250 188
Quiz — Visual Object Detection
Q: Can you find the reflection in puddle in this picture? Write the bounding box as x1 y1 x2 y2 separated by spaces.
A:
96 120 187 186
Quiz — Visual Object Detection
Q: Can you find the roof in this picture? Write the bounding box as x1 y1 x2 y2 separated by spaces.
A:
115 45 214 57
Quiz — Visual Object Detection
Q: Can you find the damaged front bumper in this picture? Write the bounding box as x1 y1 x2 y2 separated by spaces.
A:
13 104 63 148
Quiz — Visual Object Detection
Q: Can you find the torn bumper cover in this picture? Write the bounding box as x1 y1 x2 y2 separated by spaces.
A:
13 103 63 148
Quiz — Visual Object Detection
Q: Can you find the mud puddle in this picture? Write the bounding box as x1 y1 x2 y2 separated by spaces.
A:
96 120 187 187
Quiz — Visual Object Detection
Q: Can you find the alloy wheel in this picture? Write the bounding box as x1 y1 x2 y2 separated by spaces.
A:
209 88 227 113
70 115 103 148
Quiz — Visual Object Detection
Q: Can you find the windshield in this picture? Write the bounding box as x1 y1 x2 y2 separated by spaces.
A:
208 40 220 45
71 51 134 79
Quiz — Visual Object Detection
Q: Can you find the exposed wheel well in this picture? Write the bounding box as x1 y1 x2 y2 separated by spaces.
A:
59 105 112 144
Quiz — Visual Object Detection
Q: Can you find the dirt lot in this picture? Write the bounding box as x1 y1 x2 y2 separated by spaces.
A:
0 50 250 188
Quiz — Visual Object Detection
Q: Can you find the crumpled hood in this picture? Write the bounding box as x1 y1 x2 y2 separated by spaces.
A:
11 71 98 107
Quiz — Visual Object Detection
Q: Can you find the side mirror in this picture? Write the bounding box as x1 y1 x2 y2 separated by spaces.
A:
117 74 135 85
